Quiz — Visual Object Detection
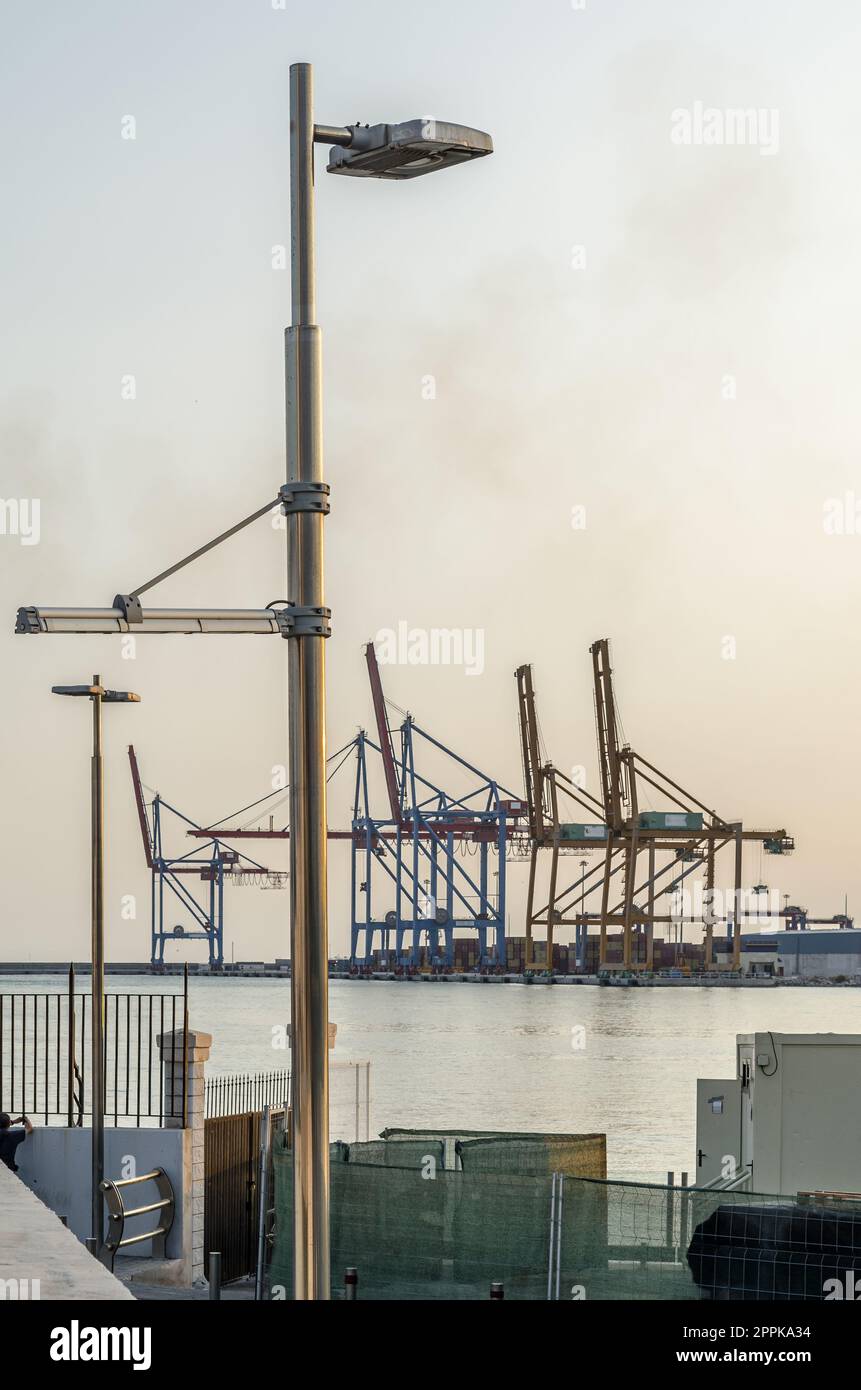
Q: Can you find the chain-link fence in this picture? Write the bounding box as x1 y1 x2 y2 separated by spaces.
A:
266 1136 861 1301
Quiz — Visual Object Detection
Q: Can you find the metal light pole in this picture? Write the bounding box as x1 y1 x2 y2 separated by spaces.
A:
52 677 140 1249
579 858 588 969
287 61 331 1304
286 62 492 1300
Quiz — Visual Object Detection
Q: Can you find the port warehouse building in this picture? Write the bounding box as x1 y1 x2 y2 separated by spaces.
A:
707 929 861 978
774 928 861 978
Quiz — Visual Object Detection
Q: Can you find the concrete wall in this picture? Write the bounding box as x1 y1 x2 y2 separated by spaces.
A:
16 1127 188 1264
0 1160 133 1300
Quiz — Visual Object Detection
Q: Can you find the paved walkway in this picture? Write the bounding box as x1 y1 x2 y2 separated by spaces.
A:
0 1160 133 1300
126 1277 255 1301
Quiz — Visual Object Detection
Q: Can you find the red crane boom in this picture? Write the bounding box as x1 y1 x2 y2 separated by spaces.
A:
365 641 403 828
128 744 153 867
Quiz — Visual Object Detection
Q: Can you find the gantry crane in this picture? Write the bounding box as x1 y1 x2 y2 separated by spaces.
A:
351 644 525 968
184 644 526 969
516 640 794 974
129 746 274 966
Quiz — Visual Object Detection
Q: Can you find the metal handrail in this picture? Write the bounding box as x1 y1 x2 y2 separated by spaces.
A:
698 1164 752 1192
99 1167 175 1270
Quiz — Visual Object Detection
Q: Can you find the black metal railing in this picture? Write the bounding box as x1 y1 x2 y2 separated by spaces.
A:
205 1069 291 1119
0 965 188 1127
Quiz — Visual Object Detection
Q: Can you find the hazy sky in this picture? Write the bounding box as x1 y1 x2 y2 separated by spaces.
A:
3 0 860 961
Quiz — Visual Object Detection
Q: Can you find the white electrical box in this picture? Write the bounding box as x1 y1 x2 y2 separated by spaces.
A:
695 1033 861 1196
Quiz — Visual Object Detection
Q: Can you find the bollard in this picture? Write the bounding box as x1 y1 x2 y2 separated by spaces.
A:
344 1267 358 1301
85 1237 98 1257
209 1252 222 1301
490 1281 505 1300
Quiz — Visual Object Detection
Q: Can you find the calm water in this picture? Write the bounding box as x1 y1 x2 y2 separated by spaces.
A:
6 976 859 1182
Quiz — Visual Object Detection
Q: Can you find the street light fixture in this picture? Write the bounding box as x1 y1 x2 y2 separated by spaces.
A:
18 606 298 636
52 678 140 1253
325 119 492 179
15 61 491 1300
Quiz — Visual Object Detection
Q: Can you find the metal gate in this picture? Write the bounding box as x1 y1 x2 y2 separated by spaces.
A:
204 1110 261 1283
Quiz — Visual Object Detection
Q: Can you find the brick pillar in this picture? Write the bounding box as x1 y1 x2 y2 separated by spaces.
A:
157 1028 211 1285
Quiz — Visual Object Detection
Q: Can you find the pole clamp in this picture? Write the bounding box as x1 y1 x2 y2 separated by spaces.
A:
274 605 332 639
15 607 41 634
114 594 143 624
279 482 331 515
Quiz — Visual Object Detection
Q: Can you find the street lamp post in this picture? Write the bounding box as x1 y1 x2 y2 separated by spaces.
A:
286 62 491 1301
579 858 588 970
52 677 140 1250
286 62 331 1304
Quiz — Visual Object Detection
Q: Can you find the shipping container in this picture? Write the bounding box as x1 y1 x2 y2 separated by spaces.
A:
559 823 609 842
638 811 704 832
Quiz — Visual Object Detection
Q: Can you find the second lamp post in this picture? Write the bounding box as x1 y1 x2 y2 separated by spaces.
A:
52 676 140 1250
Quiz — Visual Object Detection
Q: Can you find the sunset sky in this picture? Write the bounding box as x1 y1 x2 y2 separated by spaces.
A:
3 0 860 960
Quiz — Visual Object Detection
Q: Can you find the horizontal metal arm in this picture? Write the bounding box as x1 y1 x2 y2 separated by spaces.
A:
314 123 354 147
17 605 331 638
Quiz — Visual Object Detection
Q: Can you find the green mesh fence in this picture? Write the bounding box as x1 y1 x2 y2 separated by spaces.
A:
267 1136 851 1301
343 1139 445 1169
269 1147 555 1300
457 1135 605 1178
380 1129 606 1179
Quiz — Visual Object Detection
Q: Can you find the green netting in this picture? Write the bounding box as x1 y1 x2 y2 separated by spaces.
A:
457 1135 606 1178
269 1146 452 1299
267 1135 811 1301
345 1140 445 1169
379 1129 607 1179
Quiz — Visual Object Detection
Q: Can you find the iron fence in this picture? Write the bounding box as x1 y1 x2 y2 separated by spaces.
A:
0 966 188 1127
205 1061 370 1142
206 1069 291 1119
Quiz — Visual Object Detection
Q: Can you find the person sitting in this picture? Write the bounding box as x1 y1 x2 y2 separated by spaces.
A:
0 1112 33 1172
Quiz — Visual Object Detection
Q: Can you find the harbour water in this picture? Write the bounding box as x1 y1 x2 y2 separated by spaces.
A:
5 975 858 1182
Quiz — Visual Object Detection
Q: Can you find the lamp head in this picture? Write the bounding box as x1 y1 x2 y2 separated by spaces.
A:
51 684 141 702
327 119 492 180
